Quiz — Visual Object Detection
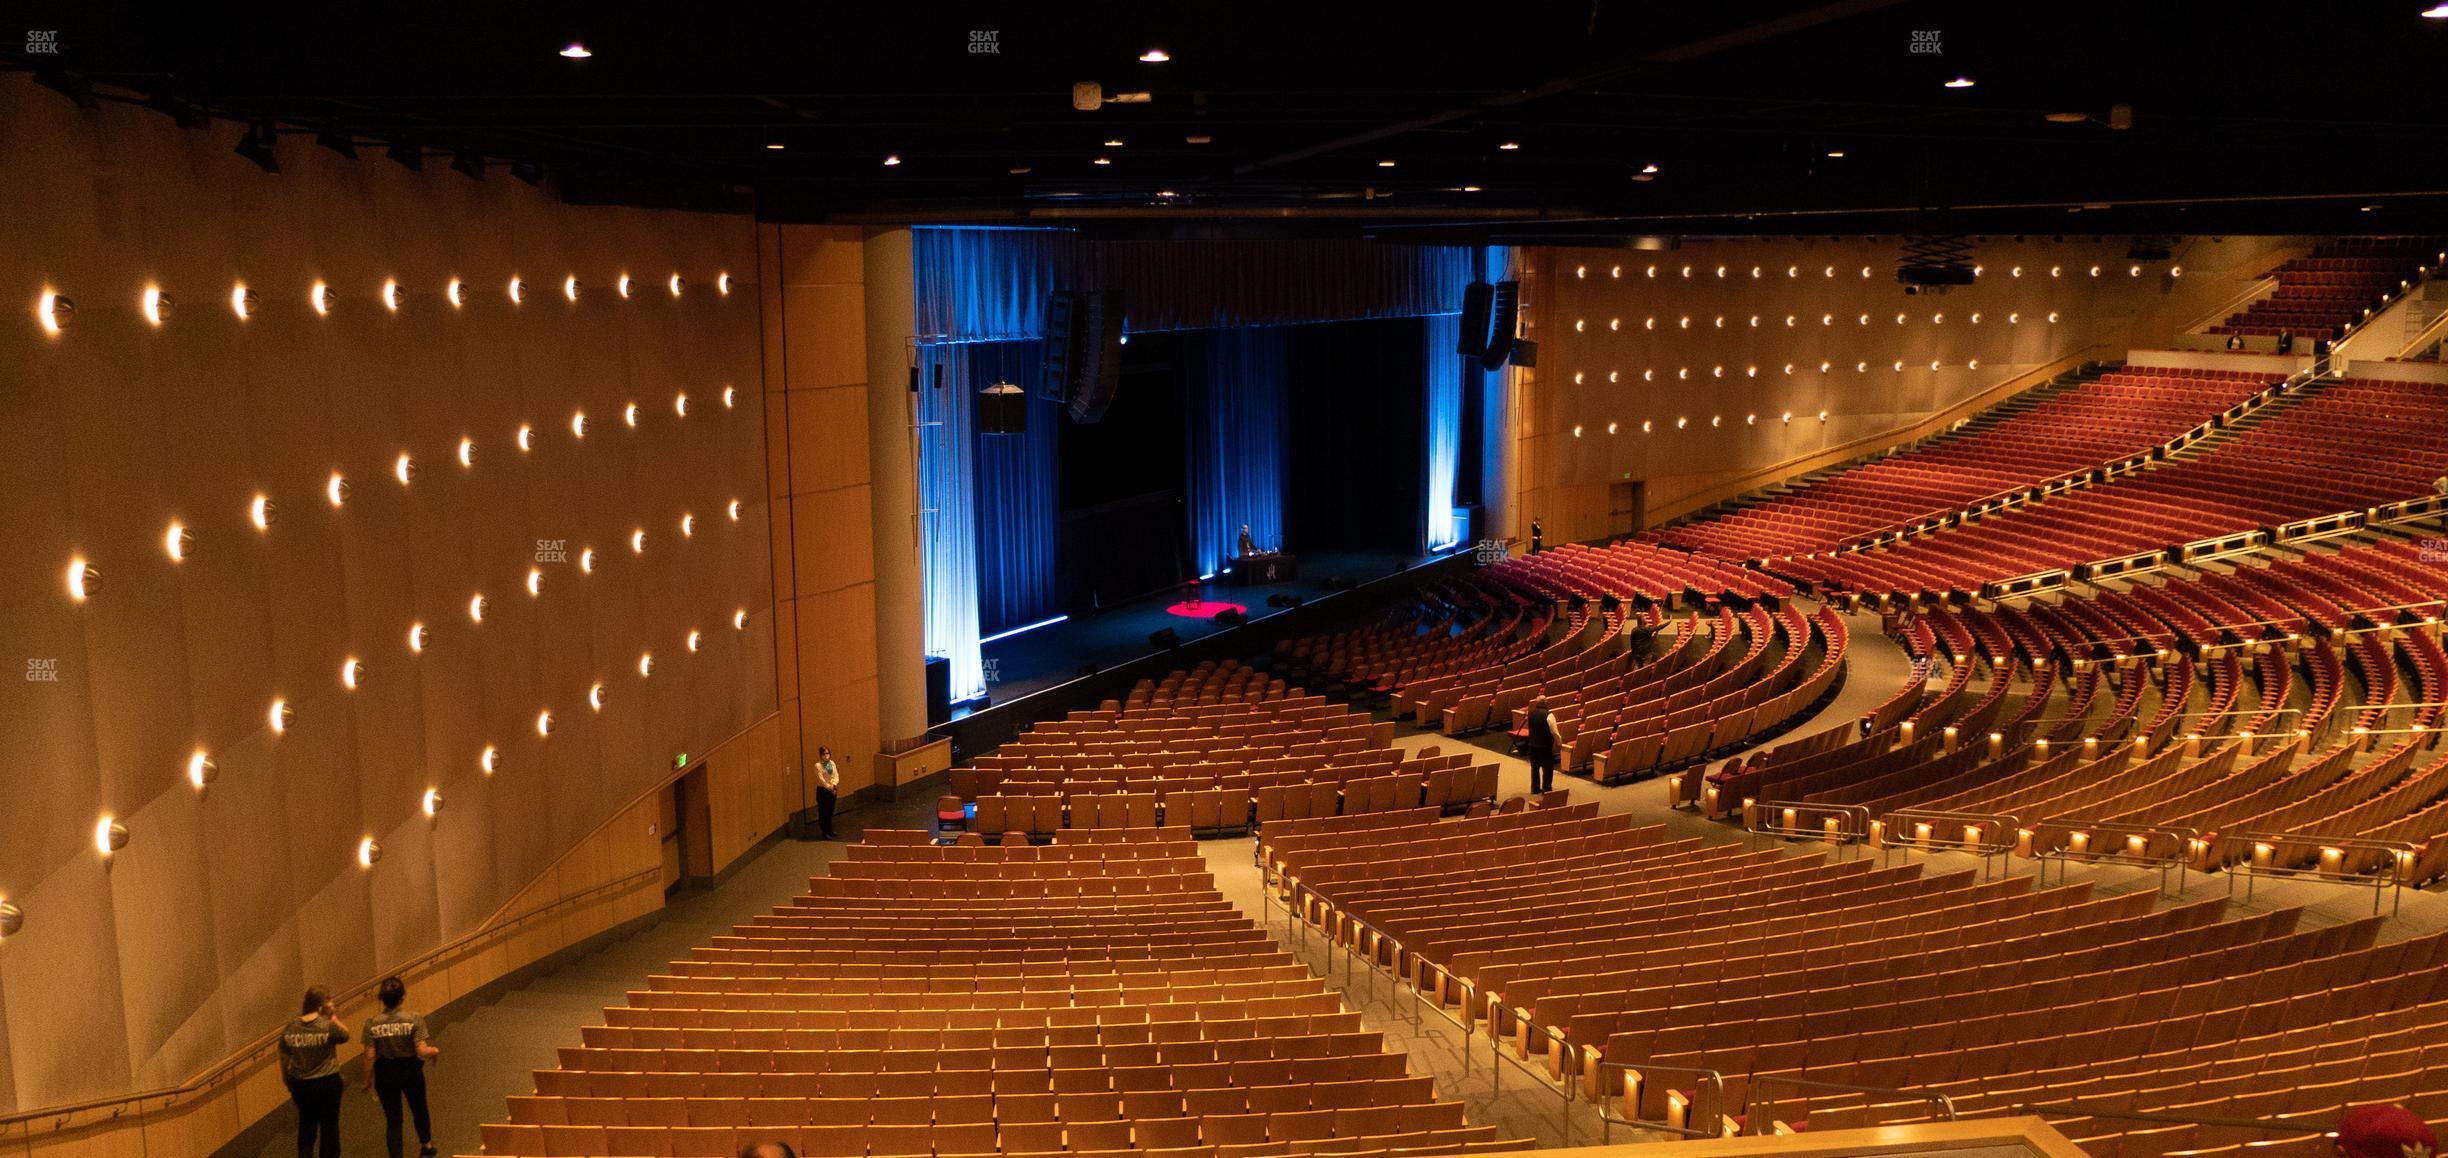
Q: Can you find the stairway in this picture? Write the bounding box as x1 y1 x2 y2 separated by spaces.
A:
2158 373 2338 464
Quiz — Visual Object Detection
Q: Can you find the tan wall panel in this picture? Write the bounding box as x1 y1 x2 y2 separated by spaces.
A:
791 484 880 599
785 385 875 497
780 285 870 391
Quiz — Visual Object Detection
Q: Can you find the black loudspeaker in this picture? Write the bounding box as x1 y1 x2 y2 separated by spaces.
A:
1067 292 1125 423
1480 280 1520 370
976 385 1027 434
1147 628 1181 651
1213 608 1247 627
1509 338 1537 367
923 655 951 724
1457 282 1494 356
1041 292 1080 392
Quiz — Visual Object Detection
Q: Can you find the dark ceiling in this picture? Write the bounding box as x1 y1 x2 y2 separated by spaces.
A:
12 0 2448 240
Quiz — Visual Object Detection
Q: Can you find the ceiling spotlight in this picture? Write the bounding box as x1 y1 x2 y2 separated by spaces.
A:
580 547 595 573
1 900 20 939
1008 165 1032 175
570 411 588 438
2045 112 2089 124
617 274 634 298
28 291 81 344
2426 3 2448 16
187 751 217 791
631 529 646 553
560 42 593 58
882 154 903 167
96 817 129 857
681 513 696 537
668 273 685 297
1104 138 1127 148
310 281 335 315
235 120 281 173
728 499 741 521
1944 76 1976 88
386 140 424 171
382 279 404 312
1186 134 1212 145
141 286 172 326
1139 48 1169 62
315 122 357 159
624 403 639 428
451 150 485 181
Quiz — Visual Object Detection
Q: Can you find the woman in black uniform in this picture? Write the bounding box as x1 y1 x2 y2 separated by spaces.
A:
360 975 442 1157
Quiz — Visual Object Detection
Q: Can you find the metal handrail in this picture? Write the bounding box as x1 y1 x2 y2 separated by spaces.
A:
2015 1102 2337 1136
1747 1075 1956 1136
2227 831 2419 916
0 865 663 1128
1746 800 1870 848
2027 818 2200 894
1594 1060 1727 1141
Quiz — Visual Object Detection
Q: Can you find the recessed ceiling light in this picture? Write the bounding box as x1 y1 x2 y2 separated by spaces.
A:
2425 2 2448 16
1944 76 1976 88
1461 185 1482 192
2045 112 2089 123
559 43 592 59
1640 163 1659 174
1497 141 1520 151
1825 150 1845 158
882 154 903 166
1139 48 1170 62
1093 156 1112 166
1377 159 1397 168
1185 134 1212 145
1104 138 1126 148
1009 165 1033 175
765 142 786 150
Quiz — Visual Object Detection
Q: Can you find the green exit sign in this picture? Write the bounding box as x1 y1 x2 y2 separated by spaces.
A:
673 753 689 770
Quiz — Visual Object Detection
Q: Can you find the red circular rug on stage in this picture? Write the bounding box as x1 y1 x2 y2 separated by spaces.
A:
1166 600 1248 619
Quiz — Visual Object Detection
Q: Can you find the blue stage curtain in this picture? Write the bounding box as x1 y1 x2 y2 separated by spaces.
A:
915 226 1477 340
968 342 1063 636
1183 327 1290 577
915 341 988 703
1422 312 1465 552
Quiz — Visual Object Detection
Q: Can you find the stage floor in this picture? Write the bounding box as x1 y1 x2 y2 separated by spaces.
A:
962 547 1468 717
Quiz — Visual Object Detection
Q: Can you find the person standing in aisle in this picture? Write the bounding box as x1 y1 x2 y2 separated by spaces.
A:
814 746 840 839
361 975 441 1158
279 986 351 1158
1529 517 1544 556
1524 697 1558 795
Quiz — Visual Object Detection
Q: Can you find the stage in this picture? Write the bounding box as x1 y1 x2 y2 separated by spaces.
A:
942 546 1477 756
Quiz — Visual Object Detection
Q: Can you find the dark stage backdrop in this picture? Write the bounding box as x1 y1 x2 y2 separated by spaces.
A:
1057 334 1193 613
1287 319 1429 556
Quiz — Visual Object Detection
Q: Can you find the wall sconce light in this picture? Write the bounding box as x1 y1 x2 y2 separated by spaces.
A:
381 280 403 312
517 424 534 452
687 630 703 652
589 683 606 711
624 403 640 428
680 514 696 537
722 386 737 409
65 559 98 602
142 286 173 326
458 437 475 467
231 284 259 320
269 698 293 733
95 816 128 857
508 277 525 304
468 594 488 623
341 658 365 689
165 522 192 562
422 789 443 817
358 837 381 867
717 273 732 296
37 290 76 334
639 653 655 677
733 609 748 630
481 746 500 775
326 473 349 507
675 392 690 417
631 529 646 553
311 282 336 316
536 710 554 736
394 454 415 485
407 622 429 652
579 547 596 573
0 901 20 939
447 278 465 308
251 494 278 531
188 751 216 791
728 499 741 522
570 412 588 439
668 273 685 297
561 276 580 302
617 274 634 299
526 568 543 596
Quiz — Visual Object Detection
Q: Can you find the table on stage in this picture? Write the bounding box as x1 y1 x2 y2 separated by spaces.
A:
1227 552 1297 585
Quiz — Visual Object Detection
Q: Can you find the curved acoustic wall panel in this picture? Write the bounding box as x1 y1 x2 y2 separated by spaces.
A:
0 77 772 1110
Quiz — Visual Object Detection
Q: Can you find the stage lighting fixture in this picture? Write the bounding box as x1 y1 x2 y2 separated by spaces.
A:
315 122 357 159
512 159 545 186
235 120 281 173
451 150 486 181
34 65 97 109
386 140 424 171
147 88 210 129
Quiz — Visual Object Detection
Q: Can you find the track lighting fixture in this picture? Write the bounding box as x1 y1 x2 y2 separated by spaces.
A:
451 149 486 181
315 122 357 159
386 140 424 171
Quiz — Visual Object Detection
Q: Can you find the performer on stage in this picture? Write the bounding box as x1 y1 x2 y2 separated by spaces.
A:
1237 523 1257 559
